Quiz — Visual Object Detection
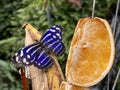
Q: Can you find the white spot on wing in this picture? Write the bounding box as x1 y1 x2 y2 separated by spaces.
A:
20 50 23 57
56 33 61 39
26 62 29 65
15 53 18 56
53 35 56 39
49 29 55 32
23 58 29 65
16 57 19 62
56 27 60 31
23 58 26 63
38 63 41 66
52 26 56 28
35 61 37 63
27 55 30 59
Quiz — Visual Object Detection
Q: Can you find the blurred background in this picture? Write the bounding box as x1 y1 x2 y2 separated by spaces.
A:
0 0 119 90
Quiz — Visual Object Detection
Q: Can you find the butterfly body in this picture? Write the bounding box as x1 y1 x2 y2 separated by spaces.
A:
12 25 65 71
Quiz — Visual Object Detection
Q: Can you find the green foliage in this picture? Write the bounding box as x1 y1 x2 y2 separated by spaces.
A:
0 0 118 89
0 37 17 59
0 60 21 90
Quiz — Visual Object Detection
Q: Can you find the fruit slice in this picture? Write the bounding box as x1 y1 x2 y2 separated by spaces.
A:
60 81 90 90
66 17 115 87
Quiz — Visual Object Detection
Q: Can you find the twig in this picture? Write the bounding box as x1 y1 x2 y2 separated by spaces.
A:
46 0 51 25
115 22 120 43
20 68 29 90
107 0 120 89
112 68 120 90
107 73 110 90
91 0 96 18
112 0 120 37
112 0 120 90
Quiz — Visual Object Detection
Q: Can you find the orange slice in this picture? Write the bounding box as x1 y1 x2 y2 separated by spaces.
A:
66 17 115 87
60 82 90 90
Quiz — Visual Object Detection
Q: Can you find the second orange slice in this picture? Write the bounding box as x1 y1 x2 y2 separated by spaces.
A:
66 17 115 87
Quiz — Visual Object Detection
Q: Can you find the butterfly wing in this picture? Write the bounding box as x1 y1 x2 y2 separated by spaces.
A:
12 43 40 66
40 25 62 43
12 25 64 70
40 25 65 56
34 48 54 71
12 43 53 70
47 41 65 56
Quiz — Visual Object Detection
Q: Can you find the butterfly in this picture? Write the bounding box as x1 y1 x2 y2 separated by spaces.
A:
12 25 65 71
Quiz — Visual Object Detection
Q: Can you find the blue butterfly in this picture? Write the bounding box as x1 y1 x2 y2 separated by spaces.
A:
12 25 65 71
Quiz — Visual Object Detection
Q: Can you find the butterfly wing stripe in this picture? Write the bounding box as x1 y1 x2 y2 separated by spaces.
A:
12 43 40 66
37 50 45 60
40 56 51 67
29 56 36 63
41 58 52 68
33 49 46 67
53 43 65 56
47 41 65 56
49 29 55 32
59 47 65 55
47 40 59 48
43 38 53 45
41 33 51 43
42 61 53 71
26 44 39 53
53 43 61 53
56 46 65 56
40 56 49 63
31 47 41 56
34 50 53 70
55 44 63 54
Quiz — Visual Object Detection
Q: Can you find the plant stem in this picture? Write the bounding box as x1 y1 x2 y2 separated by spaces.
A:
112 68 120 90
